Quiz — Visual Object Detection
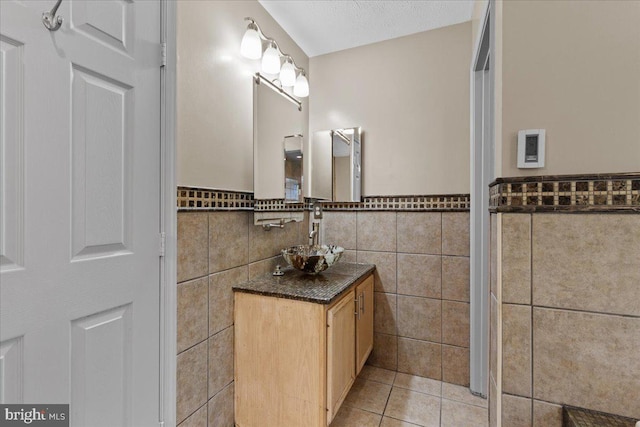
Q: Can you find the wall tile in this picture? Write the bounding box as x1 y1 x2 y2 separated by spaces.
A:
357 212 397 252
209 211 249 274
249 220 301 263
208 326 234 399
176 341 208 424
442 212 469 256
208 382 234 427
502 214 531 304
533 400 562 427
442 301 469 348
177 404 207 427
209 266 247 336
397 296 441 342
532 214 640 316
397 212 441 254
369 333 398 371
323 212 357 249
502 304 531 397
177 212 209 283
501 394 531 427
247 255 281 280
489 377 498 427
177 277 209 353
398 337 441 380
489 294 498 386
442 345 469 386
374 292 397 335
533 307 640 419
442 256 470 302
490 214 497 297
397 253 441 298
357 251 397 293
341 249 357 264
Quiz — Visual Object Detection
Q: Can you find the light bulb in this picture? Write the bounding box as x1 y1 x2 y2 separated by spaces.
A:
261 42 281 74
293 73 309 97
240 24 262 60
279 59 296 87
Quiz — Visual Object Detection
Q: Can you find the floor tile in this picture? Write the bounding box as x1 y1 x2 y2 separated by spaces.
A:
393 373 442 397
384 388 440 427
381 416 423 426
441 382 488 408
330 406 382 427
440 399 488 427
360 365 397 385
343 378 393 415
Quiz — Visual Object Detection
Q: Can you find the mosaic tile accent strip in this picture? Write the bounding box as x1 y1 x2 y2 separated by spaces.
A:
322 194 471 211
177 187 254 210
253 199 311 212
178 187 471 212
489 173 640 213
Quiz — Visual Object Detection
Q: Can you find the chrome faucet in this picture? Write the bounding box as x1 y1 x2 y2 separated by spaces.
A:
309 222 319 246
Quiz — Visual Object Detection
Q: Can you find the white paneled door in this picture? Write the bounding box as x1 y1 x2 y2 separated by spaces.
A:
0 1 162 426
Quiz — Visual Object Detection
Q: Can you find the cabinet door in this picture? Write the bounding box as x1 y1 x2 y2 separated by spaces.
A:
356 274 375 375
326 289 356 423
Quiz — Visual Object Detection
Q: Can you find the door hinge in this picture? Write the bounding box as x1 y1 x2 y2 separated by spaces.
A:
159 232 166 257
160 42 167 67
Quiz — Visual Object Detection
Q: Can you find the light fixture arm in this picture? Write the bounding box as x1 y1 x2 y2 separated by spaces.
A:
244 17 306 76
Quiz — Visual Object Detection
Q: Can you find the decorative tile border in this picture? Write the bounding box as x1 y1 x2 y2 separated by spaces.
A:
177 187 471 212
177 187 254 210
489 173 640 213
322 195 470 211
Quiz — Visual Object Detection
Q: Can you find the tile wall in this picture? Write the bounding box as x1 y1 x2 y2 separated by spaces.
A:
176 211 308 426
323 211 471 386
490 213 640 426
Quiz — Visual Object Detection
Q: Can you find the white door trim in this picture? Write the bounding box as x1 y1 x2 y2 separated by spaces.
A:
160 1 177 425
469 0 494 398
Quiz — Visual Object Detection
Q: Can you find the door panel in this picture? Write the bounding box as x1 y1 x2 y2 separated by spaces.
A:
0 35 25 272
326 290 356 423
0 337 23 403
71 64 132 259
71 304 132 427
0 1 161 424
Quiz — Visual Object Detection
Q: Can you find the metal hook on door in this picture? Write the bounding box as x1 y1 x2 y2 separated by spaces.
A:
42 0 63 31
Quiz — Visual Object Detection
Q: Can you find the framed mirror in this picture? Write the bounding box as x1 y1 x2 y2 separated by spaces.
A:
253 74 304 201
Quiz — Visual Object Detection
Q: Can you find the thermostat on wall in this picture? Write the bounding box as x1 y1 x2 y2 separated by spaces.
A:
517 129 545 168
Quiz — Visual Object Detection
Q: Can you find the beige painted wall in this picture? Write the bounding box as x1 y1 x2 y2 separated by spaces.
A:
500 0 640 177
177 0 309 191
310 22 472 196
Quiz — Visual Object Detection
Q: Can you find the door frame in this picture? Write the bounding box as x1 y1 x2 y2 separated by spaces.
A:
160 1 177 425
469 0 494 398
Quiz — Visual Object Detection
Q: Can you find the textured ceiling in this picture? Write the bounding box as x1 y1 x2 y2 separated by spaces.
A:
258 0 475 57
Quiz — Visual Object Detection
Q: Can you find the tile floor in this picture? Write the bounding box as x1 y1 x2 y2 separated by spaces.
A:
330 366 488 427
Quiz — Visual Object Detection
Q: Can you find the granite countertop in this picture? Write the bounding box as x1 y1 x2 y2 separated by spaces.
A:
233 262 376 304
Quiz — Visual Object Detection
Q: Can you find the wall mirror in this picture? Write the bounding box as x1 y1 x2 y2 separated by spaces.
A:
307 127 362 202
253 74 304 201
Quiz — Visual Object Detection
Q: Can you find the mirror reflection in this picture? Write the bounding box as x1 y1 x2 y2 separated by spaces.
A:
284 135 303 203
308 127 362 202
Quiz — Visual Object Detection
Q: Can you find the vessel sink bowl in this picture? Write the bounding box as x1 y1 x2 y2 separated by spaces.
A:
281 245 344 274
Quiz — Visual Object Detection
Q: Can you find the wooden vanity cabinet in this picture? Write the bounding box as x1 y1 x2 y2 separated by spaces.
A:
234 272 374 427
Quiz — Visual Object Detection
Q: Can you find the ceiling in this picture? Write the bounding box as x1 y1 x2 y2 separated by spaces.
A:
258 0 475 58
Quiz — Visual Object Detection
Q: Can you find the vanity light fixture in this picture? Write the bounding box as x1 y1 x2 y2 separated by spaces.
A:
240 17 309 97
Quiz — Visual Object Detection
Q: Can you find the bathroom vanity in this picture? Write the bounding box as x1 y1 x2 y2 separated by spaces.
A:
233 262 375 427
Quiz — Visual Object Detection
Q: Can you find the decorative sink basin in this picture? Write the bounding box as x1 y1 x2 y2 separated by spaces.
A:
281 245 344 275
